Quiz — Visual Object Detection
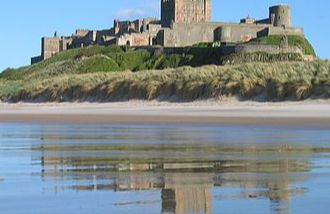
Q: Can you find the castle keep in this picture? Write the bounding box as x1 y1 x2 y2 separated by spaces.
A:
161 0 212 27
31 1 304 64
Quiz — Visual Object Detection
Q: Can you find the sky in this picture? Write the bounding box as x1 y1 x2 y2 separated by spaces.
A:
0 0 329 71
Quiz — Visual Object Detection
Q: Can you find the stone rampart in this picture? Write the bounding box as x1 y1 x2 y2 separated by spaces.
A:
232 44 303 55
258 27 304 37
136 44 304 57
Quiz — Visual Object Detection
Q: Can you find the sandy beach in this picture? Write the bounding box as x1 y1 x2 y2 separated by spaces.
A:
1 100 330 126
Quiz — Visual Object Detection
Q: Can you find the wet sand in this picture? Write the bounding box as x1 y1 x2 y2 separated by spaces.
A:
1 100 330 126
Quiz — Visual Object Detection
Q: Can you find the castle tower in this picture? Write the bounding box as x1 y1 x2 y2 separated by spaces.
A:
269 5 292 28
161 0 212 27
161 173 213 213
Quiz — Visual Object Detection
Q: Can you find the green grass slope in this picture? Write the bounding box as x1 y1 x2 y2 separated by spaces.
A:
0 37 323 103
0 35 314 82
0 46 194 81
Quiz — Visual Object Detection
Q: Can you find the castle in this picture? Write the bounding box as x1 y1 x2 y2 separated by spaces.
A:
31 1 304 64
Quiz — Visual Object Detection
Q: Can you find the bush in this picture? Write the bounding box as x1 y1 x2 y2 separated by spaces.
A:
78 55 120 73
107 50 151 71
156 54 185 69
74 45 125 59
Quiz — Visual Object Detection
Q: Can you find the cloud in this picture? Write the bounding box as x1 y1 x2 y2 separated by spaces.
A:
113 1 160 20
114 8 145 20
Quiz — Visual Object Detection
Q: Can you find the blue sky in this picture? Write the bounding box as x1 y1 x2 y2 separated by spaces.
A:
0 0 329 71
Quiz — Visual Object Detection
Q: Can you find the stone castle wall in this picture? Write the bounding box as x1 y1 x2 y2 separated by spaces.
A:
32 1 307 64
72 31 97 48
135 44 304 58
259 26 304 37
160 22 303 47
117 33 150 46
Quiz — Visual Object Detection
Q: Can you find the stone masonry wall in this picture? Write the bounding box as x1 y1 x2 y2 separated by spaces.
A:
162 22 271 47
232 44 303 55
216 24 268 43
135 44 304 58
161 21 303 47
117 33 150 46
175 0 211 23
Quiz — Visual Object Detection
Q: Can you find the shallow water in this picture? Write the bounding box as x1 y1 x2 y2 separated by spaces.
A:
1 122 330 214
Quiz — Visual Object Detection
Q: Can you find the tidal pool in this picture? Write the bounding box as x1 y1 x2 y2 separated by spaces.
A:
0 122 330 214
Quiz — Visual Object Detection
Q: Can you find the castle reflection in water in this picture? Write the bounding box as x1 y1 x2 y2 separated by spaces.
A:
39 151 310 214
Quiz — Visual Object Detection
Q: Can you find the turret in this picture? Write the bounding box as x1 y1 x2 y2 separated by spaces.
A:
269 5 292 28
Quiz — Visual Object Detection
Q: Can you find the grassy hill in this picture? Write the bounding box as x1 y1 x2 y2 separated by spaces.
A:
249 35 316 56
1 35 314 82
1 60 330 102
0 36 326 103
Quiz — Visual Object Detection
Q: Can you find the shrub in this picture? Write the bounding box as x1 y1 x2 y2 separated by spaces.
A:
107 50 151 70
78 55 121 73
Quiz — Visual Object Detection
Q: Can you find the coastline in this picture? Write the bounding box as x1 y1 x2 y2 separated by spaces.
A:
1 100 330 126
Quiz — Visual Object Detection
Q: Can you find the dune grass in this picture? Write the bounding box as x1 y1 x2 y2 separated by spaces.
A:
1 60 330 102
